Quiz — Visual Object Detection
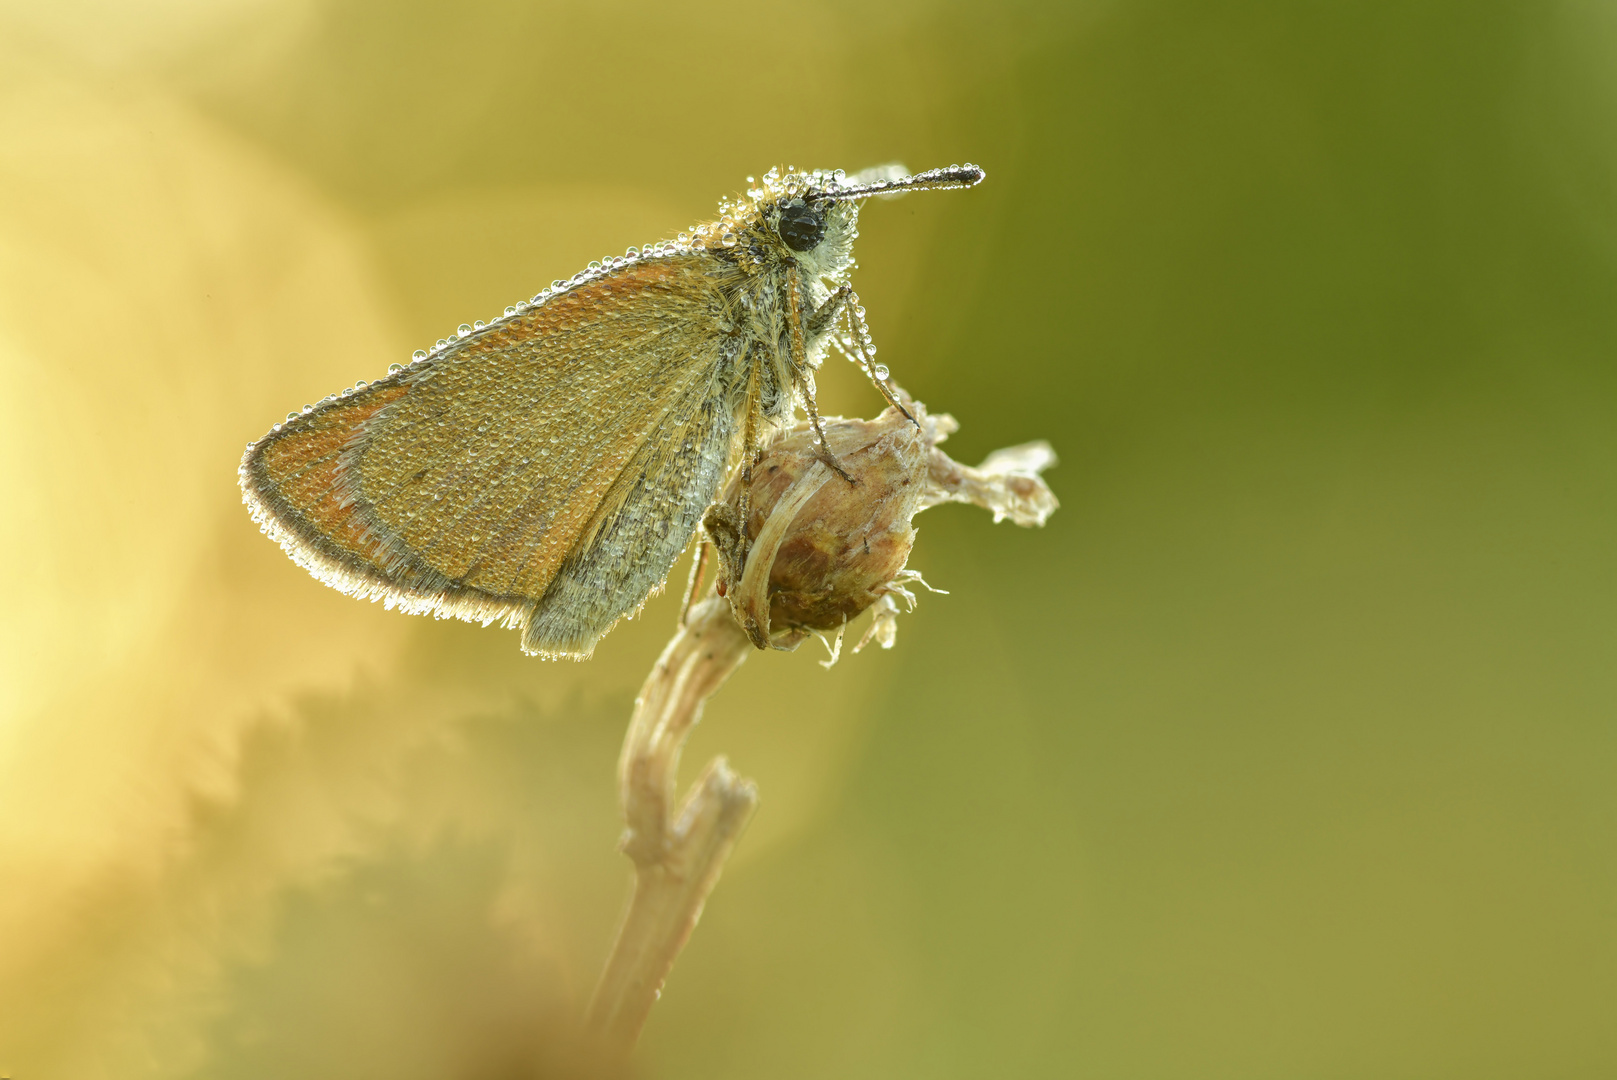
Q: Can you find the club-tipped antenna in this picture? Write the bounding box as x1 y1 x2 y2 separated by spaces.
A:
821 163 986 202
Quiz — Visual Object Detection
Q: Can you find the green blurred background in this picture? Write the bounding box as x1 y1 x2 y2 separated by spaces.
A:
1 1 1614 1077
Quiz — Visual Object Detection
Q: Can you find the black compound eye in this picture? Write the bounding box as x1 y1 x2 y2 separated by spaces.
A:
776 198 826 252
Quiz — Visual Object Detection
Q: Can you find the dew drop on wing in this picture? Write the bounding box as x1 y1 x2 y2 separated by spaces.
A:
874 364 889 380
412 349 427 361
458 324 473 337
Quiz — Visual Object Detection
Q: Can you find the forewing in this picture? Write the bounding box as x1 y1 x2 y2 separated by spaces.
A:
242 382 415 596
240 252 740 652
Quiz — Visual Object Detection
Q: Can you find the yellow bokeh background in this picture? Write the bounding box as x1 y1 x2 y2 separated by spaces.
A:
2 1 1614 1077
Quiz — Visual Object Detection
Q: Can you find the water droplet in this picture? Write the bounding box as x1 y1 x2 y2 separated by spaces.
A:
473 320 485 330
503 306 516 317
457 324 472 338
412 349 427 361
389 363 405 373
720 232 737 247
285 412 298 422
588 261 602 271
874 364 889 380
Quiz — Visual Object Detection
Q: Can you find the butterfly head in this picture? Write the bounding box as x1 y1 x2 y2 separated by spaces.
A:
710 164 985 283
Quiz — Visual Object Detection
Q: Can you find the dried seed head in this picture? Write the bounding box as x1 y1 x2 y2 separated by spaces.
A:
705 405 932 648
703 397 1059 655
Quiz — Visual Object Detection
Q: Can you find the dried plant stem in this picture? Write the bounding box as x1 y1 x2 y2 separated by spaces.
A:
587 593 757 1048
586 406 1058 1051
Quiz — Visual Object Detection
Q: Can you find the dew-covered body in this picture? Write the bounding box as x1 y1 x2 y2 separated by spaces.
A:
239 164 983 657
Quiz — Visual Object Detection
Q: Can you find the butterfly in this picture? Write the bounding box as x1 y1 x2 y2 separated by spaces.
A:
239 163 984 658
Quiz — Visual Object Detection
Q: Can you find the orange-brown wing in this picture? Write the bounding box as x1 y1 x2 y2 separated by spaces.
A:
239 252 745 657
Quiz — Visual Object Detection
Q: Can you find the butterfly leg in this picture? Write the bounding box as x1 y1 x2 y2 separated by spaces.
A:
805 283 854 337
787 267 857 484
800 373 857 485
816 285 916 425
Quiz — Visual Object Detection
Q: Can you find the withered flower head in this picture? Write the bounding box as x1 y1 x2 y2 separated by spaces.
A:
597 393 1058 1047
702 396 1059 658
